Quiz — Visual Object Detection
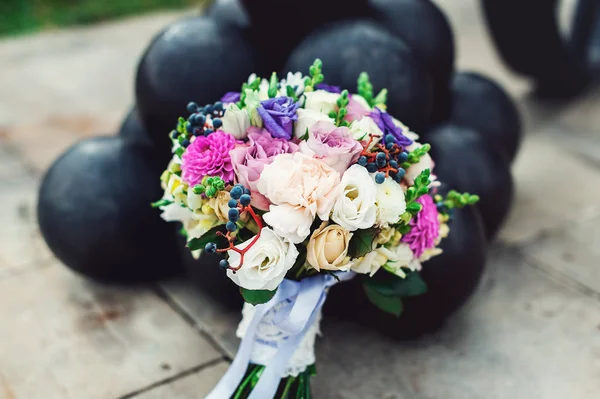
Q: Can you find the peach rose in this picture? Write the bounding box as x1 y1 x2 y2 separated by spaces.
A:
307 222 353 271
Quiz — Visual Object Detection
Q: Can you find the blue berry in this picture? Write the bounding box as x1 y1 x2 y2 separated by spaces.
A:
212 118 222 129
395 168 406 179
385 134 395 144
214 101 223 111
243 187 251 195
230 186 243 200
226 221 237 232
386 142 395 150
187 102 198 113
170 130 178 139
366 162 378 173
239 194 251 206
181 139 190 147
205 242 217 254
186 122 193 133
376 152 386 167
219 259 230 270
357 156 367 166
228 208 240 222
204 128 214 135
195 114 206 126
204 104 214 114
389 160 398 169
228 199 238 208
193 128 202 137
397 152 409 162
375 172 385 184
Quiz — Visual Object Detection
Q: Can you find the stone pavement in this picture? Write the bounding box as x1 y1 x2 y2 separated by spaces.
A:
1 2 600 398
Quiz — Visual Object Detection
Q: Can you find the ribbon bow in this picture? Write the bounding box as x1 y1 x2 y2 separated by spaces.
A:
206 272 354 399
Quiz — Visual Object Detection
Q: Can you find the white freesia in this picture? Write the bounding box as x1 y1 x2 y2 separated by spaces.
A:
349 116 383 145
303 90 340 114
293 108 334 139
405 142 434 186
258 78 270 100
375 175 406 226
280 71 306 97
226 228 299 291
351 243 416 277
221 103 251 139
244 89 263 127
164 173 187 205
160 203 219 241
331 165 377 231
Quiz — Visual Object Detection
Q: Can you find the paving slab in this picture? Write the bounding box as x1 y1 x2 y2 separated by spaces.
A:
523 214 600 297
128 360 229 399
0 264 221 399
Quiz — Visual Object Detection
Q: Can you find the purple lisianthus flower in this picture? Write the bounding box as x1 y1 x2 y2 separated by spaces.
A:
315 84 342 93
370 107 413 147
221 91 241 104
257 96 299 140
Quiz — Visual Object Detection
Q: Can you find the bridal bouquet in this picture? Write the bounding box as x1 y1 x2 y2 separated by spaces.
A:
153 59 478 398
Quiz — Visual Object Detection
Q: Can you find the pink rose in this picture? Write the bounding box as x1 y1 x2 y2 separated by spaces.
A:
230 127 299 210
344 95 371 123
257 153 341 243
299 121 363 175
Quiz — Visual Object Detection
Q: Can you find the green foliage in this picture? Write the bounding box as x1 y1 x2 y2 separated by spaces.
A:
238 75 262 108
329 90 350 127
200 176 226 198
240 288 277 305
186 224 227 251
267 72 278 98
286 85 298 102
443 190 480 209
401 143 431 169
348 228 380 258
299 128 309 141
363 271 428 317
150 198 173 208
303 59 324 92
357 72 387 108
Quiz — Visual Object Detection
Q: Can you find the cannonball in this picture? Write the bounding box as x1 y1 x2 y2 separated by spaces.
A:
447 72 522 162
206 0 250 29
426 123 514 239
370 0 455 122
284 20 434 131
135 17 257 140
326 196 487 339
37 136 182 283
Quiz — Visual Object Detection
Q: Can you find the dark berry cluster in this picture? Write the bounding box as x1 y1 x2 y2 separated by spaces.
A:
170 101 226 148
357 134 409 184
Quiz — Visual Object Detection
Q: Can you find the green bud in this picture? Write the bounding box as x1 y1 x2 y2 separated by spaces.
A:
193 185 205 195
328 111 337 119
206 186 217 198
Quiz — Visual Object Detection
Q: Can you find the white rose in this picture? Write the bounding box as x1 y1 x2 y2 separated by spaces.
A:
303 90 340 115
375 175 406 226
331 164 377 231
349 116 383 145
405 142 434 186
226 227 299 291
293 108 334 139
222 103 250 140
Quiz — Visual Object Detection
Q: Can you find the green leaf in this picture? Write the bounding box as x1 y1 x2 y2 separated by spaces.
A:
407 202 423 214
240 288 277 305
151 198 173 208
186 224 226 251
299 128 310 141
373 88 388 106
267 72 278 98
348 228 380 258
363 282 404 317
365 271 428 298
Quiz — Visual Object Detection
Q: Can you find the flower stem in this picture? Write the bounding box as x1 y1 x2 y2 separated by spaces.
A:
279 376 296 398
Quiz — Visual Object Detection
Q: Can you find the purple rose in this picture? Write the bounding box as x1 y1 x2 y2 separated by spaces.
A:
370 107 413 147
257 96 299 140
315 84 342 93
221 91 241 104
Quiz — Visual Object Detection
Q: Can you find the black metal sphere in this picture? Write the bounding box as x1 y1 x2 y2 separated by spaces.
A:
426 123 514 239
284 20 434 131
370 0 455 122
206 0 250 29
135 17 257 138
448 72 522 162
326 196 487 339
37 136 182 283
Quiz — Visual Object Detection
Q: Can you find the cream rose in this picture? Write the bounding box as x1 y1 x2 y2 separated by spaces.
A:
307 222 353 272
303 90 340 114
293 108 335 139
221 103 251 140
257 153 341 243
375 175 406 226
331 164 377 231
226 227 299 291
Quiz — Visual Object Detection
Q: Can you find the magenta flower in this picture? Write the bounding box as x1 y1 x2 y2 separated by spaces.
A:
401 194 440 258
181 131 236 186
229 127 299 210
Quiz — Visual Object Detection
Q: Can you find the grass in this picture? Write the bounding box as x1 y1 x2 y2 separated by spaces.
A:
0 0 204 37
